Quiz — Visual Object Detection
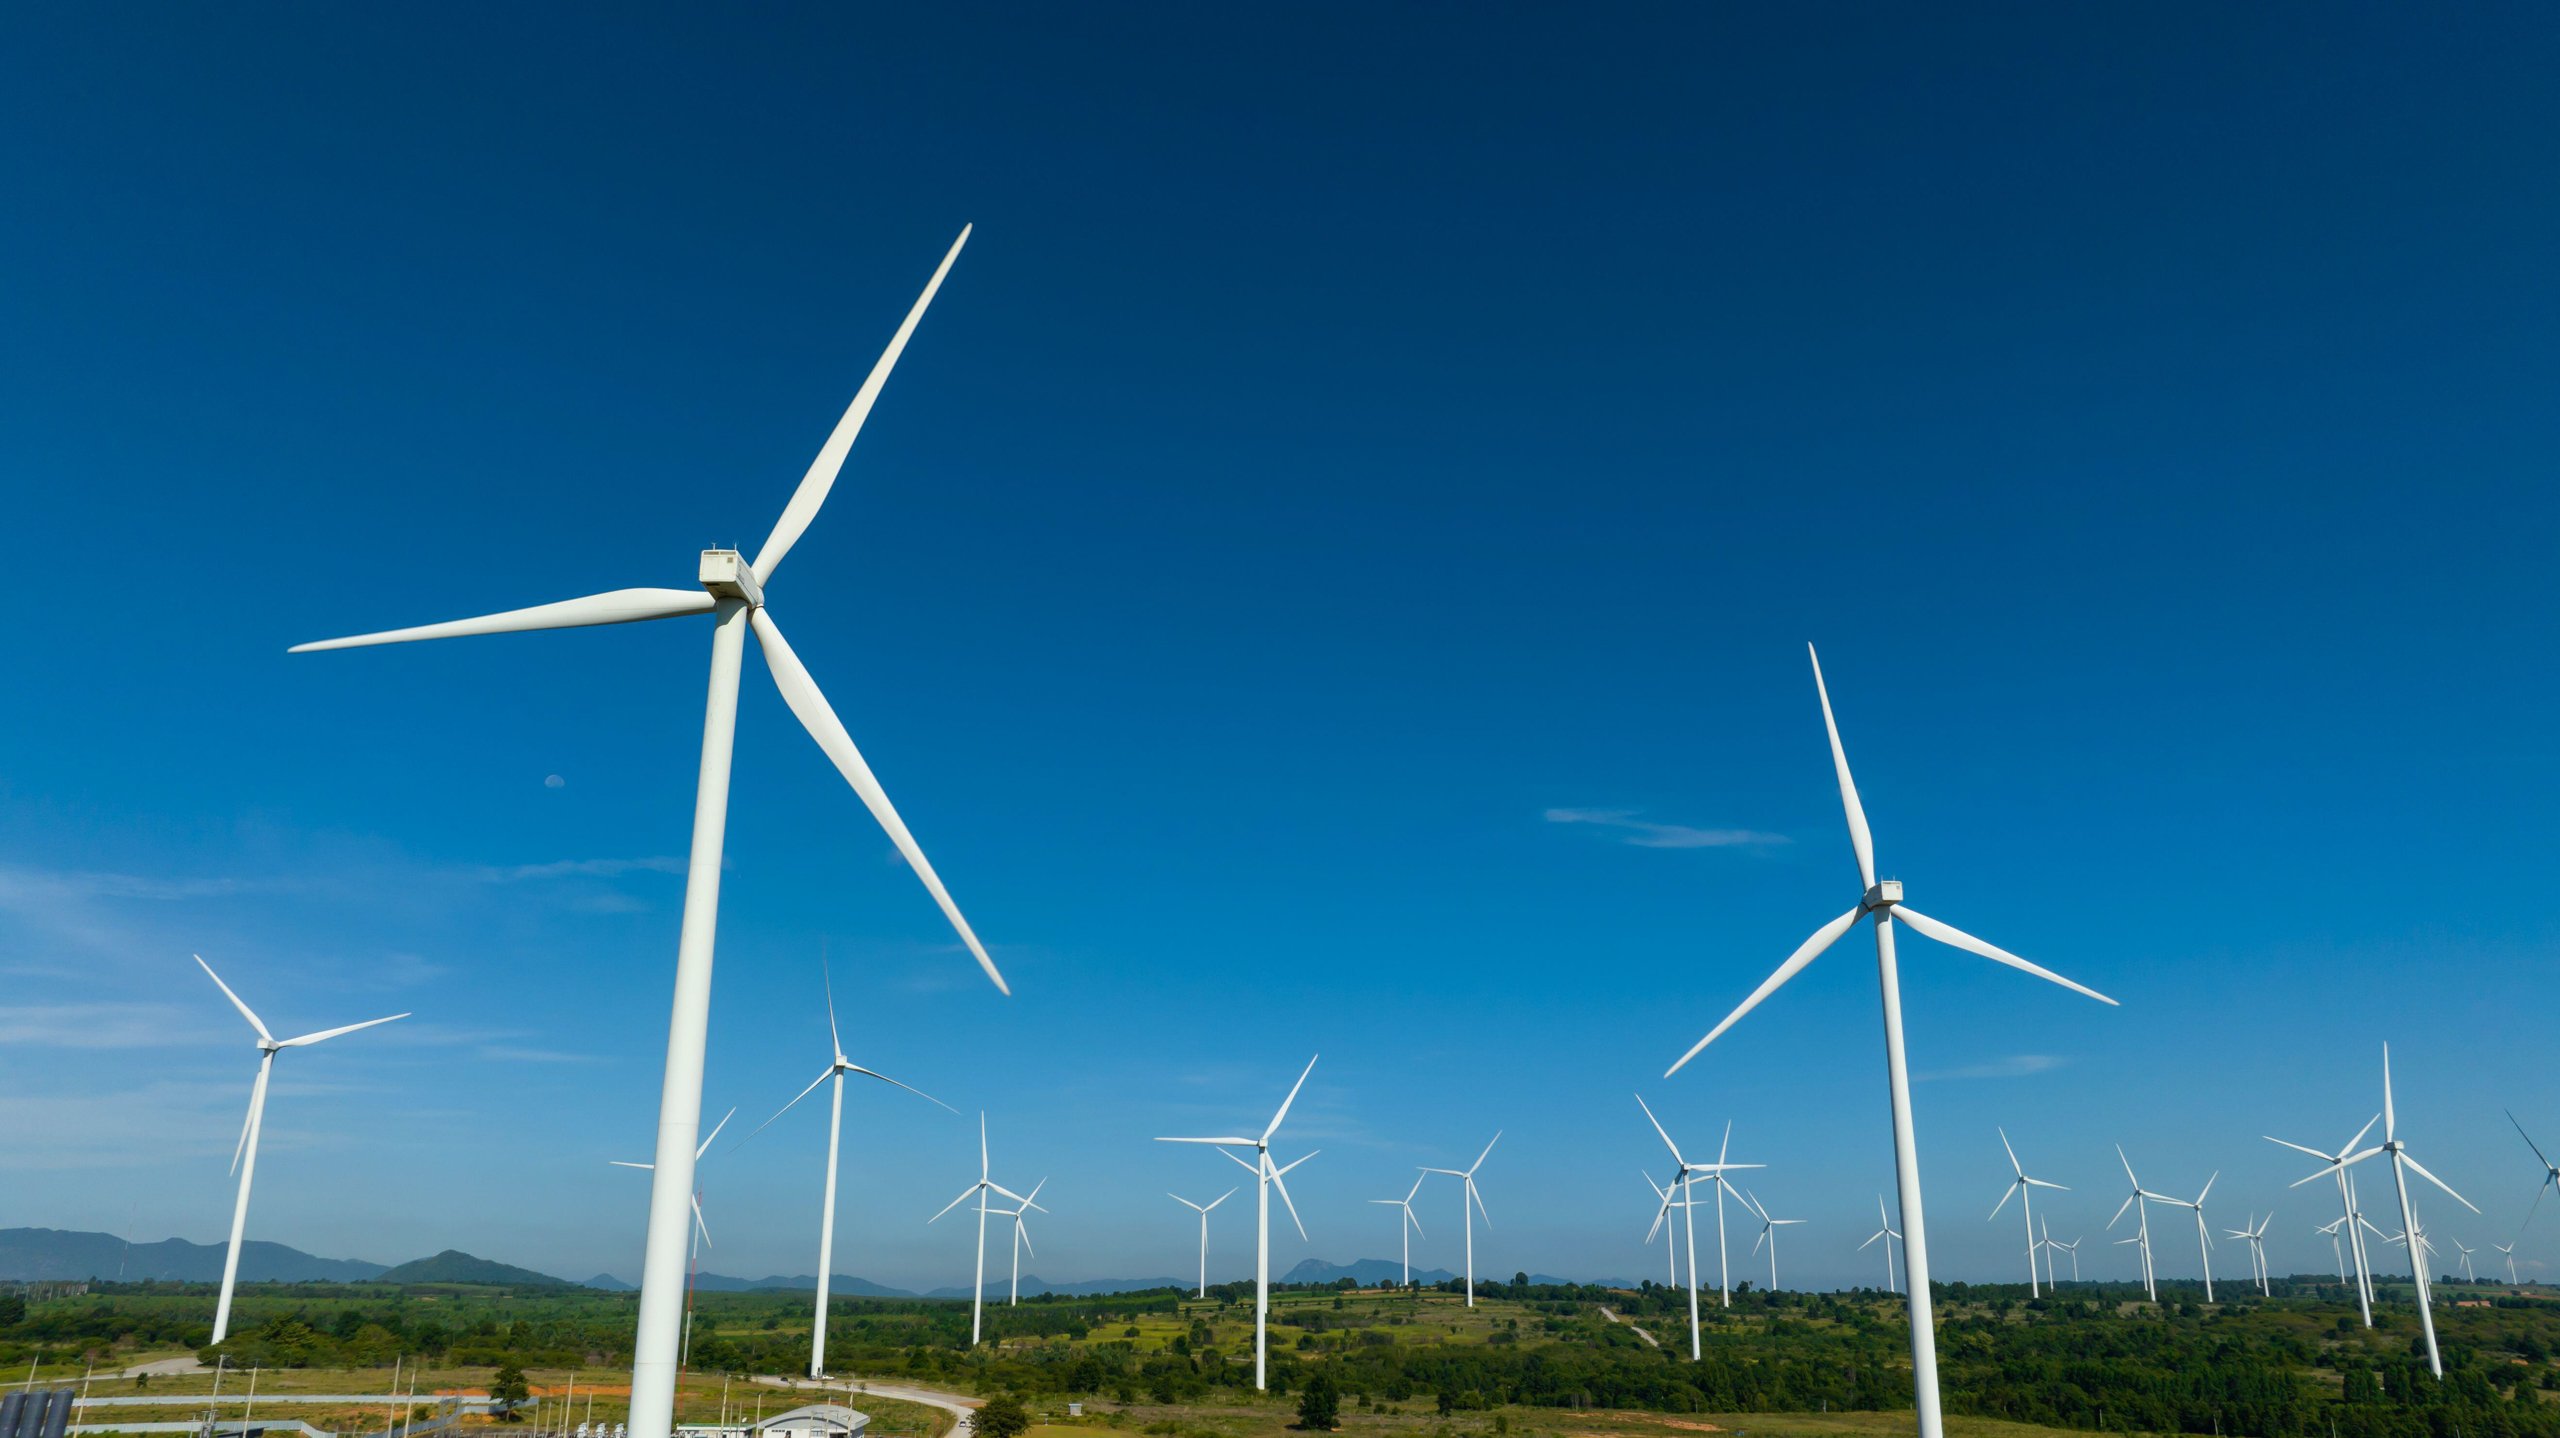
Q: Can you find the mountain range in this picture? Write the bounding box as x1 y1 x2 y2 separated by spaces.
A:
2 1230 1628 1295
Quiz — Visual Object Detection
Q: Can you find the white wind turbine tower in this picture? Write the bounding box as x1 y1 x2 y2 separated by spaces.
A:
745 960 954 1378
927 1114 1030 1347
2159 1173 2219 1303
1664 646 2117 1438
1634 1096 1762 1360
195 956 409 1346
1369 1175 1427 1288
2332 1044 2479 1379
2107 1147 2161 1302
1155 1056 1320 1392
1740 1190 1804 1292
290 228 1009 1438
1420 1133 1501 1307
992 1179 1049 1305
2495 1242 2518 1286
1989 1129 2067 1297
1169 1190 1236 1299
612 1107 735 1370
2268 1117 2380 1326
1858 1195 1901 1293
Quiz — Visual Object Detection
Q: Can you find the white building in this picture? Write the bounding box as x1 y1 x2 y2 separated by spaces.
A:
677 1404 867 1438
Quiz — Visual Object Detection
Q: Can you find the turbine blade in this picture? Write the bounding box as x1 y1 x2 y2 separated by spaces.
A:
2381 1044 2396 1139
2512 1110 2558 1173
1156 1137 1258 1146
1274 1151 1318 1178
1472 1130 1503 1172
692 1194 711 1249
695 1107 737 1160
1807 645 1876 890
194 955 273 1044
1263 1055 1321 1144
1469 1178 1492 1228
751 607 1008 994
845 1063 959 1114
1990 1184 2017 1221
1632 1094 1686 1167
822 948 844 1060
1407 1206 1425 1239
1999 1128 2023 1177
277 1012 409 1047
2400 1153 2480 1214
747 1066 839 1141
2262 1135 2335 1162
1892 907 2117 1006
290 588 714 653
2109 1192 2137 1228
229 1080 259 1175
1172 1194 1205 1212
1219 1148 1261 1177
928 1184 979 1224
2196 1172 2218 1205
1270 1160 1311 1243
1665 907 1863 1075
609 1160 652 1170
2343 1113 2380 1156
2026 1179 2069 1191
752 226 971 586
1208 1188 1237 1210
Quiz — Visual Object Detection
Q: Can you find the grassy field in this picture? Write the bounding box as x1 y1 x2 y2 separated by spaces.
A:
1005 1391 2087 1438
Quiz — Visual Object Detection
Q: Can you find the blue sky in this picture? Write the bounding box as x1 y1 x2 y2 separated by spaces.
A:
3 4 2558 1295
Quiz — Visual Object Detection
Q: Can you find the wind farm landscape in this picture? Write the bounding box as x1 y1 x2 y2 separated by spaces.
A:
4 11 2557 1438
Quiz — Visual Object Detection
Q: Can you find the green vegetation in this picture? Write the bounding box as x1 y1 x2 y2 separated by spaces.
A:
8 1272 2560 1438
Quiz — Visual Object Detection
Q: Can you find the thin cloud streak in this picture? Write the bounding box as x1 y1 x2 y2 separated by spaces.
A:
1543 808 1789 849
1915 1054 2066 1082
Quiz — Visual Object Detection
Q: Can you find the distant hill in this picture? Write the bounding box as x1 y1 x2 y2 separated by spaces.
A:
689 1273 919 1297
0 1228 386 1284
584 1273 636 1291
374 1251 573 1287
1281 1258 1459 1286
922 1275 1195 1298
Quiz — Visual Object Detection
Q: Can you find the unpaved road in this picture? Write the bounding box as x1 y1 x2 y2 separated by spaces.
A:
1598 1306 1660 1349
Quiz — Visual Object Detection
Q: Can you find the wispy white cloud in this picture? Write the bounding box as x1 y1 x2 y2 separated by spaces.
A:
1543 808 1789 849
1916 1054 2066 1082
0 1003 190 1049
472 857 686 883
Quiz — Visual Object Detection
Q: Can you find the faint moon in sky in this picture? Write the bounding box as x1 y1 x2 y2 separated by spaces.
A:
544 774 566 789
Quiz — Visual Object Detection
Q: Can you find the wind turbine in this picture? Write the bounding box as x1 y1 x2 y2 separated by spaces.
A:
2507 1112 2560 1235
1858 1195 1901 1293
745 959 954 1378
927 1114 1029 1347
1368 1175 1427 1288
1634 1096 1763 1359
1645 1175 1687 1289
2451 1237 2477 1283
1420 1133 1501 1307
1740 1190 1804 1292
2158 1173 2219 1302
613 1108 734 1370
992 1179 1048 1305
1155 1056 1320 1391
2268 1117 2381 1325
2334 1044 2479 1378
2317 1218 2350 1283
2048 1226 2082 1283
195 955 408 1345
2222 1212 2273 1296
1664 646 2117 1438
1169 1190 1236 1299
2495 1241 2519 1286
290 227 1008 1438
2107 1147 2160 1302
1989 1129 2067 1297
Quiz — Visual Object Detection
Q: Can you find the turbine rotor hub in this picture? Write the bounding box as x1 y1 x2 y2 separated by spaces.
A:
699 549 765 607
1863 879 1903 911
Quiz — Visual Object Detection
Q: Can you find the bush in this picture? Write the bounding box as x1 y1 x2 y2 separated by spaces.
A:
1297 1370 1340 1431
975 1395 1030 1438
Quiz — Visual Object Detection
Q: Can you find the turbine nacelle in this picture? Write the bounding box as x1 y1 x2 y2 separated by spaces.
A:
1862 879 1903 912
699 550 765 607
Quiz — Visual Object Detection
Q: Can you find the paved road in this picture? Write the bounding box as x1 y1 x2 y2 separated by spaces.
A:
114 1358 207 1380
80 1395 462 1408
751 1377 977 1438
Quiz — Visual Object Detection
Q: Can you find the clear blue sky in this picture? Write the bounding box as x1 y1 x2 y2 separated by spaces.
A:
3 5 2557 1294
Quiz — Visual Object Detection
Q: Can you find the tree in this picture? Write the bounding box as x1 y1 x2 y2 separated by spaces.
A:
1297 1370 1340 1431
490 1364 530 1422
975 1394 1030 1438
